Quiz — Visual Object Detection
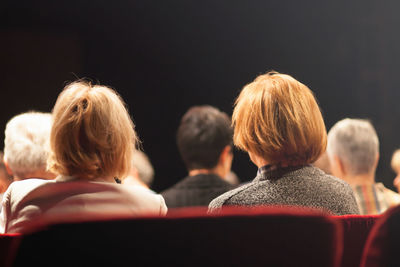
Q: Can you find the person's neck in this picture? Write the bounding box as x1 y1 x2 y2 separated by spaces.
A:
342 173 376 187
189 167 224 179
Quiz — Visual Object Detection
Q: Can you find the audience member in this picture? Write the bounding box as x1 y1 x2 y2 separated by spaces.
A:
122 149 155 190
0 152 13 201
391 149 400 192
4 112 55 180
161 105 236 208
0 81 167 233
327 118 400 215
209 71 359 215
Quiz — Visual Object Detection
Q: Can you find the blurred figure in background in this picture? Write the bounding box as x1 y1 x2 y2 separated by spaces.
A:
1 81 167 233
4 111 55 181
161 105 236 208
122 149 155 190
209 71 359 215
225 171 241 186
327 118 400 215
391 149 400 192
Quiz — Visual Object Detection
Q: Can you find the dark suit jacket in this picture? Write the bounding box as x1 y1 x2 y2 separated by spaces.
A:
161 173 235 208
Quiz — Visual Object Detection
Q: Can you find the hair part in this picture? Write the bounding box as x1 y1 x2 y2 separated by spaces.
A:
4 111 52 179
47 81 138 180
327 118 379 175
177 105 233 170
232 71 327 166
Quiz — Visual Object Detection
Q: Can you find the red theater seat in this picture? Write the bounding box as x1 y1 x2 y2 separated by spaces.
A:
11 206 343 267
0 233 22 267
361 205 400 267
332 214 380 267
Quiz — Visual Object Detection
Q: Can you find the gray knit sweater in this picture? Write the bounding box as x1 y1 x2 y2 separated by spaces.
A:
208 165 360 215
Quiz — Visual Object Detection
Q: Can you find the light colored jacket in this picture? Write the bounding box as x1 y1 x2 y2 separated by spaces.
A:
0 176 167 233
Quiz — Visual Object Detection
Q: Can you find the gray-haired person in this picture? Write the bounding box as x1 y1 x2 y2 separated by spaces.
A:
327 118 400 215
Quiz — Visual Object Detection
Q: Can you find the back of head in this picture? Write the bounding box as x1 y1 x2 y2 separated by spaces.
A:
327 118 379 175
4 111 52 179
47 81 138 180
232 71 327 166
177 105 233 171
132 150 154 186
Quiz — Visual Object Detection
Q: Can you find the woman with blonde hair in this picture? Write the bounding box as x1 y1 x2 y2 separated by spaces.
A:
0 81 167 233
209 71 359 215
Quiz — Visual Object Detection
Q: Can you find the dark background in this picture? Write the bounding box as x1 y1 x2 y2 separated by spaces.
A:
1 0 400 192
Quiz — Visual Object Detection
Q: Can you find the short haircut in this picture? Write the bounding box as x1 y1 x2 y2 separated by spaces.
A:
391 149 400 174
47 81 138 180
327 118 379 175
132 150 154 186
232 71 327 166
177 105 233 170
4 111 52 179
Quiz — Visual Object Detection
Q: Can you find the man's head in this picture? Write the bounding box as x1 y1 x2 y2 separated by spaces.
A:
327 118 379 180
177 105 233 175
4 111 54 180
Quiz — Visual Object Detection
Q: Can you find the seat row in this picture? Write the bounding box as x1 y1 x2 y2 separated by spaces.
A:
1 205 396 267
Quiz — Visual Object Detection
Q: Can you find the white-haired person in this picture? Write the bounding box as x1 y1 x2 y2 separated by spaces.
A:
327 118 400 215
209 71 359 215
4 111 55 181
0 81 167 233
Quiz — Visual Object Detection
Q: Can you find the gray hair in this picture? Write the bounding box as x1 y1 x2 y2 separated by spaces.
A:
327 118 379 175
4 111 52 179
132 150 154 186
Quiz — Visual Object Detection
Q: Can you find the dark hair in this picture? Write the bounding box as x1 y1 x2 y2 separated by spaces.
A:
177 105 233 170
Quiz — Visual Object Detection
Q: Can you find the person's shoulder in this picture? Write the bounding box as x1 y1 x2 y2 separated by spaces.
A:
7 178 52 194
378 183 400 204
118 184 167 214
208 180 257 211
309 166 350 186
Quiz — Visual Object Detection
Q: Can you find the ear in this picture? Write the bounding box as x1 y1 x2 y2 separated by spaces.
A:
374 153 380 169
219 146 233 164
218 146 233 177
3 159 13 176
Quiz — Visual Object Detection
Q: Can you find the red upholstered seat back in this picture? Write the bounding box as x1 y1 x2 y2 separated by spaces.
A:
332 215 380 267
361 205 400 267
12 206 343 267
0 233 22 267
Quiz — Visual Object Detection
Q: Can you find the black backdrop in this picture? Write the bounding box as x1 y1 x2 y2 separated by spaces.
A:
2 0 400 192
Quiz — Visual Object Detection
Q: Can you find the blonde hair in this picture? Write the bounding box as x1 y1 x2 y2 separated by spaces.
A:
47 81 138 180
232 71 327 166
391 149 400 174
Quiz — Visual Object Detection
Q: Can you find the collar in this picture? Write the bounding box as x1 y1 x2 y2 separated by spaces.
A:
257 164 278 176
257 165 306 181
